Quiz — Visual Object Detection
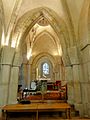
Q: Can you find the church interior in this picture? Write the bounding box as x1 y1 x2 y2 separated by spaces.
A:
0 0 90 119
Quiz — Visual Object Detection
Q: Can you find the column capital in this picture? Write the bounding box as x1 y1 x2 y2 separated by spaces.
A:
13 51 22 67
67 46 80 65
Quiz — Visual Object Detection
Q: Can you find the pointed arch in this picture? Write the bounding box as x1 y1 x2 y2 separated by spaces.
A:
78 0 90 48
31 52 55 80
33 30 59 49
88 5 90 41
11 7 71 66
61 0 76 45
0 0 5 49
31 52 56 68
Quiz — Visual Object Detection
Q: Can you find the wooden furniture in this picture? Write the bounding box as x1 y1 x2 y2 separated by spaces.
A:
37 103 71 119
2 103 71 120
2 104 37 120
22 81 67 101
44 91 61 100
27 91 61 100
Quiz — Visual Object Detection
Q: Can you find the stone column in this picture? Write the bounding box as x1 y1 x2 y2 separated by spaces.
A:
59 63 62 80
8 51 22 104
65 66 74 104
22 62 32 88
68 46 83 116
8 67 19 104
0 46 15 117
72 65 82 116
80 44 90 117
23 63 28 88
32 66 36 80
54 63 59 80
27 63 31 89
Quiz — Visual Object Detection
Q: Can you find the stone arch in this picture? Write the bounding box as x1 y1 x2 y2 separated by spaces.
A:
31 52 56 68
61 0 76 45
32 30 60 53
88 5 90 41
7 7 73 106
0 0 5 49
78 0 90 46
77 1 90 117
21 30 60 56
33 30 58 47
30 52 56 80
11 7 71 66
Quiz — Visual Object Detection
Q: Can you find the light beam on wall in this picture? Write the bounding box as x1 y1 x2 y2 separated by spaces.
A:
5 33 10 46
27 48 32 60
58 45 62 56
11 39 16 48
11 33 22 48
16 33 22 48
1 28 5 46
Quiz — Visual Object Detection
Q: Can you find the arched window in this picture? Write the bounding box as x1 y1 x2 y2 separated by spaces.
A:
43 63 49 75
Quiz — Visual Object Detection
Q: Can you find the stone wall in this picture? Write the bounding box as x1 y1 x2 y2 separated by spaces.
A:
80 44 90 117
0 46 22 117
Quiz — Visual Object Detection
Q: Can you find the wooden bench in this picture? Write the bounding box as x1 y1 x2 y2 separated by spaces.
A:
2 103 71 120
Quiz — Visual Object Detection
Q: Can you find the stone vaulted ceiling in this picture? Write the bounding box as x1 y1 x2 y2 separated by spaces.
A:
0 0 89 65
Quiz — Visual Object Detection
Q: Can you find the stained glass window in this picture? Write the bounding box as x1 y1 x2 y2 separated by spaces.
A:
43 63 49 75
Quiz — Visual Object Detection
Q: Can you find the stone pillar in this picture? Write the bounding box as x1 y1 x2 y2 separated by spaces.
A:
72 65 82 103
72 65 82 116
23 63 28 88
80 44 90 117
65 66 74 104
68 46 83 116
54 63 59 80
8 51 22 104
54 72 57 80
0 65 10 104
8 67 19 104
59 63 62 80
27 63 31 89
0 46 15 117
19 64 25 89
32 66 36 80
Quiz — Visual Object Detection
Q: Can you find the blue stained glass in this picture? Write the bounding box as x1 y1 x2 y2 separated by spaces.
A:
43 63 49 75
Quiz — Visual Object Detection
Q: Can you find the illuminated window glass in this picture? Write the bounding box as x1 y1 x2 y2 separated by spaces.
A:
43 63 49 75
